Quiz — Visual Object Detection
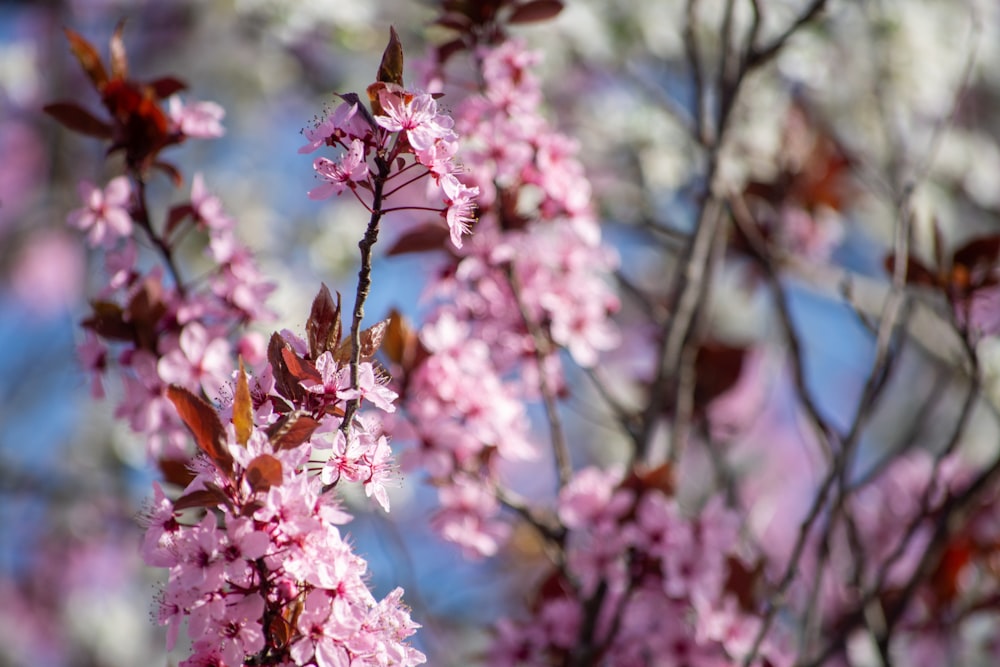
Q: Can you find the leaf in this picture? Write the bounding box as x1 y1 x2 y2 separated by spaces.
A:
382 309 430 372
507 0 564 24
43 102 113 139
385 223 450 256
376 26 405 87
268 332 304 402
266 412 322 450
281 347 322 385
148 75 187 99
953 235 1000 272
245 454 283 492
153 161 184 188
693 342 746 409
109 19 128 81
172 484 229 512
64 27 108 89
233 358 253 447
157 456 196 488
126 277 168 353
81 300 133 342
166 385 233 475
884 255 939 288
333 318 390 364
306 283 342 359
165 203 194 237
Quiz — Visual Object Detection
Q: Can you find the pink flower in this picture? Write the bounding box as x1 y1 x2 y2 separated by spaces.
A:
375 89 452 152
157 322 233 398
67 176 132 247
191 173 235 232
309 139 369 200
169 97 225 138
337 361 398 413
299 102 362 153
439 173 478 249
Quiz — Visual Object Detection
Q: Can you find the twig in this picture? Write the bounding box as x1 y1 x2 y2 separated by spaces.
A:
340 156 391 431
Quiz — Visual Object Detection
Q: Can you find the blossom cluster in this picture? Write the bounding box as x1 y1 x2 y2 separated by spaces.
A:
490 467 790 667
143 418 423 666
393 38 620 558
301 81 478 248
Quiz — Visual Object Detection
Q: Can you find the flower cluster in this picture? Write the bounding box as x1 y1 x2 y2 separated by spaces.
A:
489 466 790 667
143 424 423 666
391 38 619 557
301 78 477 248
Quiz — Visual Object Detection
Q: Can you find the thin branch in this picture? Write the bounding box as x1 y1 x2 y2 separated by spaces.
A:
340 156 391 431
505 265 573 488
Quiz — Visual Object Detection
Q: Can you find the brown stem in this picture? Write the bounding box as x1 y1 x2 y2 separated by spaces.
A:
340 156 391 432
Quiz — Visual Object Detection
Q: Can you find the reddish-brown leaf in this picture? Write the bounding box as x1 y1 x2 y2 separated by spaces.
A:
694 343 746 409
109 20 128 81
953 236 1000 271
233 358 253 447
268 333 303 402
884 255 939 288
385 223 450 256
42 102 113 139
148 76 188 99
173 484 229 512
64 27 108 89
376 26 405 87
334 318 391 365
507 0 564 24
82 300 133 342
126 277 168 353
157 457 196 488
281 347 322 385
165 203 194 238
153 161 184 188
166 385 233 475
246 454 283 492
266 412 322 450
306 283 342 359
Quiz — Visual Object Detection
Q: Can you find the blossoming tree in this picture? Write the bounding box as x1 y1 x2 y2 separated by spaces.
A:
11 0 1000 665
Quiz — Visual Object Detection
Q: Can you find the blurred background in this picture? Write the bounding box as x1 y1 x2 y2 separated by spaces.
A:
3 0 1000 665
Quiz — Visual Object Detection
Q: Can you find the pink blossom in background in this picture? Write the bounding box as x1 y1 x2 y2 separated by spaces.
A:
0 120 47 232
67 176 133 247
169 97 226 139
9 230 85 318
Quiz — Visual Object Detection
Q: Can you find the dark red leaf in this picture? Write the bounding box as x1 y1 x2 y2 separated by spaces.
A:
165 203 194 237
268 333 304 402
245 454 283 492
64 27 108 89
386 223 450 256
126 277 168 353
266 412 322 450
281 347 322 384
884 255 939 288
953 236 1000 270
82 300 133 342
507 0 564 24
382 308 428 370
436 39 468 66
333 318 390 364
172 484 229 511
109 20 128 81
157 456 196 488
694 343 746 408
434 13 474 32
43 102 113 139
148 75 187 99
376 26 405 87
306 283 342 359
166 385 233 475
153 161 184 188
